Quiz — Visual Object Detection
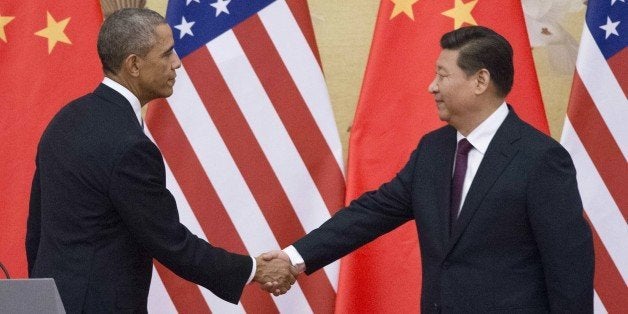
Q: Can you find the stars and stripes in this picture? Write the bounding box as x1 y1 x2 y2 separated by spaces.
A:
174 16 195 39
145 0 344 312
599 16 620 39
560 0 627 312
210 0 231 17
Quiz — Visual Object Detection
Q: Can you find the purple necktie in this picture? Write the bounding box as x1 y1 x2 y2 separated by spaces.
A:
450 138 472 231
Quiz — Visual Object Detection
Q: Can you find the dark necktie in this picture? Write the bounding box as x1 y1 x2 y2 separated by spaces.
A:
450 138 472 231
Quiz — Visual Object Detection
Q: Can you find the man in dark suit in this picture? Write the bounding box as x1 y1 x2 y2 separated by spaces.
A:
265 26 594 313
26 8 295 313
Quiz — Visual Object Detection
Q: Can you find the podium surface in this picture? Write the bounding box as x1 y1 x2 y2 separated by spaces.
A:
0 278 65 314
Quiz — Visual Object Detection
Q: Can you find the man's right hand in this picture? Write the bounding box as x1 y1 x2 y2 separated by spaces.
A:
253 254 298 296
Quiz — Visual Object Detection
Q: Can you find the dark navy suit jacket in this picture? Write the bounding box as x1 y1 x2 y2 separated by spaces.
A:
27 84 252 313
293 108 594 313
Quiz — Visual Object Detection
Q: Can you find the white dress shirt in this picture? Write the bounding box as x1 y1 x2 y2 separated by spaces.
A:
284 102 510 272
455 102 509 215
102 77 257 283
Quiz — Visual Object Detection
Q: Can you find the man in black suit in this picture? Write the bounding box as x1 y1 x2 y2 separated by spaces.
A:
26 8 295 313
266 26 594 313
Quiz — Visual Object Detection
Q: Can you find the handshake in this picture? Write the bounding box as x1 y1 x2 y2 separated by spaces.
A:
252 250 302 296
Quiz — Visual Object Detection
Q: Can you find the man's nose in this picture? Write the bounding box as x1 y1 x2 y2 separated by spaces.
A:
428 79 438 94
173 52 182 69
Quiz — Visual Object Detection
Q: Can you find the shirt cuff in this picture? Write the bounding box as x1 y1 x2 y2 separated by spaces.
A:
283 245 306 273
247 256 256 284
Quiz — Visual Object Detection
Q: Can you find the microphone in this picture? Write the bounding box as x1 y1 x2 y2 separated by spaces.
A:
0 261 10 279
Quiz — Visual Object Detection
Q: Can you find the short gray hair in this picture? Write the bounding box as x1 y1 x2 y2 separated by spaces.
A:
97 8 165 74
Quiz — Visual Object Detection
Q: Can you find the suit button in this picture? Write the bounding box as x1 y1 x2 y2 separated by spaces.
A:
432 303 440 312
442 261 451 270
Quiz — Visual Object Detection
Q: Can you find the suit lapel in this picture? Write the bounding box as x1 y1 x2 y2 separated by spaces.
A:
434 127 457 243
93 83 143 131
93 83 132 110
445 110 522 254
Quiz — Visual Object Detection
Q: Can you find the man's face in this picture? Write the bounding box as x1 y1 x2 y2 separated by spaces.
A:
137 23 181 102
428 49 477 127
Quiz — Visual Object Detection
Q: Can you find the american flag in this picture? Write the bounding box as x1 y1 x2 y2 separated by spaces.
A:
143 0 345 312
559 0 627 312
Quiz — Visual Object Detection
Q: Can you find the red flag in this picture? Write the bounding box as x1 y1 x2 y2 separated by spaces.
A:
337 0 548 312
144 0 345 312
560 0 627 312
0 2 102 278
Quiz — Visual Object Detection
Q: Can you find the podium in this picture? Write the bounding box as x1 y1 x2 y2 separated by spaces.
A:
0 279 65 313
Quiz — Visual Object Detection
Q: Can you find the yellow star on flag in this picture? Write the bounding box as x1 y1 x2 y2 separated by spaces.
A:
390 0 419 20
35 11 72 53
442 0 478 29
0 15 15 43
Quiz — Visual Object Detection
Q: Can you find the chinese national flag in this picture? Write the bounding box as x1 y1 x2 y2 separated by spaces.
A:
0 2 103 278
336 0 548 312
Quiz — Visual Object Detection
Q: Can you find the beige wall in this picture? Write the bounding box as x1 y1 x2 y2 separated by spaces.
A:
146 0 167 16
144 0 585 161
531 9 586 138
307 1 380 160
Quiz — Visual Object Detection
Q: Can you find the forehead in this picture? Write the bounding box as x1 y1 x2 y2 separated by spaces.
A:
152 23 174 47
436 49 460 70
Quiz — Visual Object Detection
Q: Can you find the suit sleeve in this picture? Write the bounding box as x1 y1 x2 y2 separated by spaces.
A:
108 140 252 304
294 144 421 274
527 146 594 313
26 167 41 276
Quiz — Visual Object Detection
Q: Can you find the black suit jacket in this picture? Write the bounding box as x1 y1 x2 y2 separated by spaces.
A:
26 84 252 313
293 108 594 313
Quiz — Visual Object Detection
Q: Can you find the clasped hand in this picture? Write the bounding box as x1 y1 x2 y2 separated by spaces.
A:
253 251 298 296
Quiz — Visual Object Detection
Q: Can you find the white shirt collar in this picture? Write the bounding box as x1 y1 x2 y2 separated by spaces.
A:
457 102 508 154
102 77 142 126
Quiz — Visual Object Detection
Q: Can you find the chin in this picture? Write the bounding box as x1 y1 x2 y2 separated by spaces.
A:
437 110 449 122
161 89 174 98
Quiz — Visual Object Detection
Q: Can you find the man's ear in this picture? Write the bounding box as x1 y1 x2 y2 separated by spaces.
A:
474 68 490 95
123 54 141 78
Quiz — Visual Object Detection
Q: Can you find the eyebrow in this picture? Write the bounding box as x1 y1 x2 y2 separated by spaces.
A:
162 45 175 56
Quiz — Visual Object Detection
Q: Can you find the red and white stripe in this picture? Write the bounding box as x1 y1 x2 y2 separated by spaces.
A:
560 23 627 314
145 0 345 312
